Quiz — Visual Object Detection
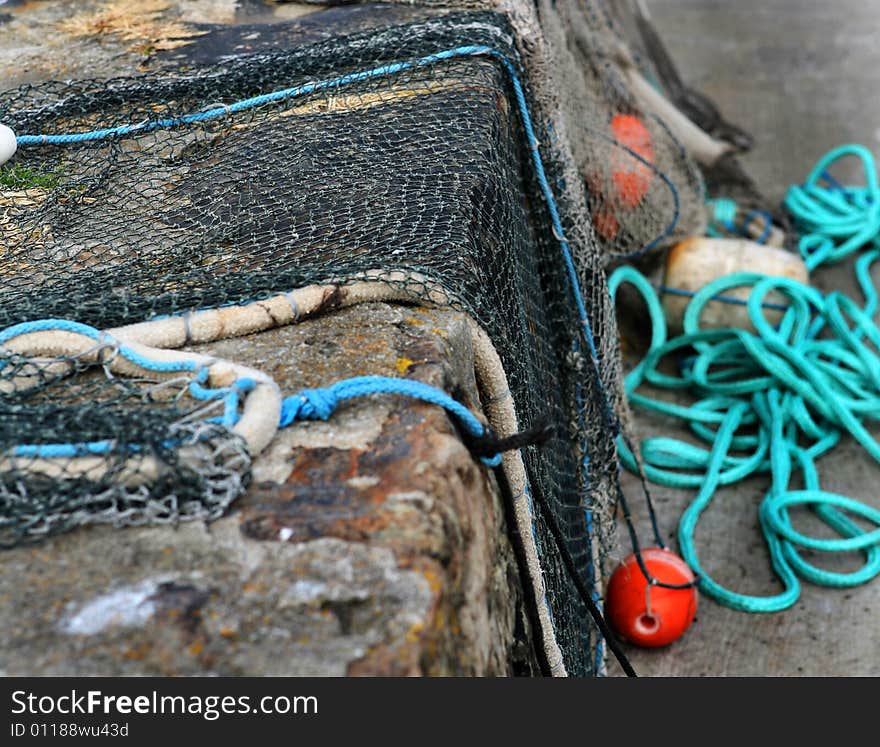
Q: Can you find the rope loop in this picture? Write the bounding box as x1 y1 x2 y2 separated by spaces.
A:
611 143 880 613
784 144 880 270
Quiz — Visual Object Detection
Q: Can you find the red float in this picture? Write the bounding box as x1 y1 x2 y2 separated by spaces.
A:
609 113 655 209
605 547 697 647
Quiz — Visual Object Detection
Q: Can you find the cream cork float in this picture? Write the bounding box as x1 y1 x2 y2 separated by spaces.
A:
662 236 809 333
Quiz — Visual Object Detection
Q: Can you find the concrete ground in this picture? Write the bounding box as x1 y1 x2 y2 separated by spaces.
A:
610 0 880 676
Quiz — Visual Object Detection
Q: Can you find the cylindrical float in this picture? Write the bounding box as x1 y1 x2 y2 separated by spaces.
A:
662 237 809 333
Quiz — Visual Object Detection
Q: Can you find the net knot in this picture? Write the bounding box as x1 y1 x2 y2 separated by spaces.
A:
279 388 339 426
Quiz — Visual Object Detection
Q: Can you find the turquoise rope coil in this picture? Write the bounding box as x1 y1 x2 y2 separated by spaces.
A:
785 143 880 270
706 197 739 237
610 145 880 612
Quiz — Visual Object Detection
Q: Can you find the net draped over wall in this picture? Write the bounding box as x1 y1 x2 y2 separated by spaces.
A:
0 2 706 675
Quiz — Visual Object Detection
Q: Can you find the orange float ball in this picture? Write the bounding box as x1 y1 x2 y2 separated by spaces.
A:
609 113 655 209
591 208 620 241
605 547 697 647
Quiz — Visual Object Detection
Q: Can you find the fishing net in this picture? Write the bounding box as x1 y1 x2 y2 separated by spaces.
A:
0 1 713 675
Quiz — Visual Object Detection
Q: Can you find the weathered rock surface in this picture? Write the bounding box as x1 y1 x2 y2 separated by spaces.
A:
0 303 537 675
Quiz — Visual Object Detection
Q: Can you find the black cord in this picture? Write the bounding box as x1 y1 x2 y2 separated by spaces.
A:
473 414 638 675
466 419 556 459
528 481 638 678
611 443 699 591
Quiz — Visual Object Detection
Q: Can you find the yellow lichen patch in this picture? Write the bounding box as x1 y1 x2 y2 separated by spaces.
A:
404 621 425 644
0 188 49 208
57 0 207 52
395 357 414 375
420 567 444 596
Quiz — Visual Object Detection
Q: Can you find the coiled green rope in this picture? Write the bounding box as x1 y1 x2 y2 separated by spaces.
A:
609 145 880 612
786 144 880 270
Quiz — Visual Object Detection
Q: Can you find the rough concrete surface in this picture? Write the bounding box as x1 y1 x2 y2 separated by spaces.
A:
610 0 880 676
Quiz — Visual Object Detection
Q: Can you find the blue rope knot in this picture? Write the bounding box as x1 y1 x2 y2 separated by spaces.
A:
706 197 773 244
275 376 521 467
279 388 339 426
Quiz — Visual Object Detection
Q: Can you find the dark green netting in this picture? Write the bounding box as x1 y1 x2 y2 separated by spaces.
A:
0 4 710 675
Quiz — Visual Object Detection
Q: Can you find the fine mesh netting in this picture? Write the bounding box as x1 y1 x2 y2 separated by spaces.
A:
0 350 249 544
0 2 711 675
535 0 705 259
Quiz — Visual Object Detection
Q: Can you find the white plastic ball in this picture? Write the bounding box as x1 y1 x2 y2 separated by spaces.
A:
0 123 18 166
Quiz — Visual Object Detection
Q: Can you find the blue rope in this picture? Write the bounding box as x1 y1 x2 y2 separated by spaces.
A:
0 317 500 464
277 375 501 467
658 284 790 312
1 321 251 458
16 48 490 146
479 47 634 612
13 440 116 459
0 318 201 375
744 209 773 244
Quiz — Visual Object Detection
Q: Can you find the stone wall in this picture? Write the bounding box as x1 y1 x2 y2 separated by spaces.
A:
0 0 555 676
0 303 537 675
